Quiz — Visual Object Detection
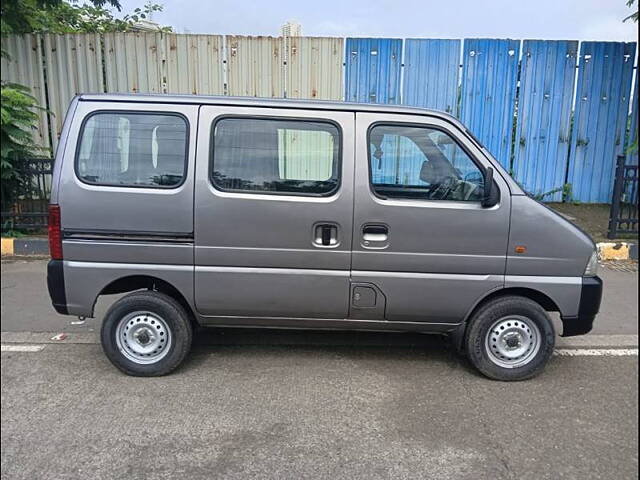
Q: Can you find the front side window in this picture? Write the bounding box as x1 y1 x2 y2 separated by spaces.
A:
369 124 485 202
77 112 187 187
212 117 340 195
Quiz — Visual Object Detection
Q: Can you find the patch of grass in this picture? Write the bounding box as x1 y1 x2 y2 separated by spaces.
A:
547 203 638 243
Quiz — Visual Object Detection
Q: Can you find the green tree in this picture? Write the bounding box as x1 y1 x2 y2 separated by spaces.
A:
0 83 46 208
624 0 639 23
1 0 170 34
31 2 169 33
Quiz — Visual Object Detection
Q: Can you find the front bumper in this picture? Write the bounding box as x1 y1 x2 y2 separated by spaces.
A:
560 276 603 337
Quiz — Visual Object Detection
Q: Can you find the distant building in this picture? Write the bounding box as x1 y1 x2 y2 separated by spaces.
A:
281 21 302 37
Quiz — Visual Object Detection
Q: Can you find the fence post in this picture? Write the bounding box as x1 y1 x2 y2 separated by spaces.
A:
607 154 626 239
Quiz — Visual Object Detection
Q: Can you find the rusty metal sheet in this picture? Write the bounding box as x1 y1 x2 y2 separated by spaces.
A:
42 33 104 148
103 32 164 94
286 37 343 100
0 34 50 149
165 34 224 95
226 36 284 98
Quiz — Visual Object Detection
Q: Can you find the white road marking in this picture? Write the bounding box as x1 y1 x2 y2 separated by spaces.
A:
0 344 637 356
554 348 638 356
1 344 46 352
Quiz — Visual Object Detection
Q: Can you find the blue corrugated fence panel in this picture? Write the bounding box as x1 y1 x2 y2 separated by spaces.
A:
402 39 461 114
513 40 578 201
567 42 636 203
344 38 402 104
460 39 520 168
626 71 638 166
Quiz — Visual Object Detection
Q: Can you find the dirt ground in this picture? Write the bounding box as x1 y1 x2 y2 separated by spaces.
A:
548 202 637 243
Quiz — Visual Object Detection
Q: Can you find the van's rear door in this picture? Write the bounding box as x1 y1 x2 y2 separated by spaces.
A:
194 106 354 319
58 100 197 264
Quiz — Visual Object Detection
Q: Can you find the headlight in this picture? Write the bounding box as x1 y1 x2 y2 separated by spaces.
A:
584 250 598 277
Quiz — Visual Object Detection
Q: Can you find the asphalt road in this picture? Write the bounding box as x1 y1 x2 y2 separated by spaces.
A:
1 343 638 480
1 258 638 479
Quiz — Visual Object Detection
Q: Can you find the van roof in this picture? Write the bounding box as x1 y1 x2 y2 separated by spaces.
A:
78 93 462 125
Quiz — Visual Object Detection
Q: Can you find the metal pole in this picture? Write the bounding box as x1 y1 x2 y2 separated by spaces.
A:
607 154 626 239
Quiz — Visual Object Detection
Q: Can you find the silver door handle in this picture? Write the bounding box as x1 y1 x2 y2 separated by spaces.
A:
362 225 388 242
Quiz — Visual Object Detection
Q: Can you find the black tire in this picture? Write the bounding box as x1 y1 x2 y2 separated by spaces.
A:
464 296 555 381
100 291 193 376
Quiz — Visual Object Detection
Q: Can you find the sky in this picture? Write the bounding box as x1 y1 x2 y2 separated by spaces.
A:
117 0 639 41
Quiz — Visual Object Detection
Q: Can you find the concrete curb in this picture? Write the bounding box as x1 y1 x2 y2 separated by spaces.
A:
597 242 638 261
2 237 637 261
1 237 49 256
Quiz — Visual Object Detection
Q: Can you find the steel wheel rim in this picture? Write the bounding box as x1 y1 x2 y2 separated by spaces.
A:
485 315 541 369
115 311 172 365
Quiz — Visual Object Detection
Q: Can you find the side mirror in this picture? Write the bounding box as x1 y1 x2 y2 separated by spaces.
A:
481 167 498 208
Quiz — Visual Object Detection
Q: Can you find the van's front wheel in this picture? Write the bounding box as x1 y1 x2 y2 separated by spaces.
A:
465 296 555 381
101 291 192 376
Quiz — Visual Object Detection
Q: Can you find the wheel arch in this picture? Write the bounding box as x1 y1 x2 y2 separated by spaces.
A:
92 275 198 326
449 287 561 353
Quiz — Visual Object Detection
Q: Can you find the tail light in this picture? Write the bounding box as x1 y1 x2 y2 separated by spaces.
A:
48 204 63 260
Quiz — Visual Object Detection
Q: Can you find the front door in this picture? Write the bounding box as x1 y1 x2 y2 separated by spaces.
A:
351 112 510 325
194 106 354 320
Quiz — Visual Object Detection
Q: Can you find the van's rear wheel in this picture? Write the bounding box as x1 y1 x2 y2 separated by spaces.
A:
101 291 192 376
464 296 555 381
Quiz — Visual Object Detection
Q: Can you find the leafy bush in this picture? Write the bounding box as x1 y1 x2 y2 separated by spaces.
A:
1 82 47 206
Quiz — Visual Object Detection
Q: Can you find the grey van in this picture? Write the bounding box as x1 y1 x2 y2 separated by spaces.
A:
47 94 603 380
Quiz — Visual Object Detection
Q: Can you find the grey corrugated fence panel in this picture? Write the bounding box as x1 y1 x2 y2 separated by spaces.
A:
627 71 638 166
460 39 520 168
164 34 224 95
567 42 636 203
0 34 50 149
42 34 104 149
104 32 164 94
226 36 284 97
402 39 460 114
512 40 578 201
344 38 402 104
286 37 343 100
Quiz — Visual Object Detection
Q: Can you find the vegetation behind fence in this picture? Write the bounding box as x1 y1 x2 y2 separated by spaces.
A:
1 157 51 233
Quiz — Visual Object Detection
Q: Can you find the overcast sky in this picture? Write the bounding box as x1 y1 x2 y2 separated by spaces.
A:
117 0 638 41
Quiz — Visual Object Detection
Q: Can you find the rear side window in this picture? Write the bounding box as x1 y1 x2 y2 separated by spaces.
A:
76 112 188 187
211 117 340 195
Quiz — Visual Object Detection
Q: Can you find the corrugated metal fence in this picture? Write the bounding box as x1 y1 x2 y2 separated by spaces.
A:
567 42 636 202
1 33 637 203
512 40 578 202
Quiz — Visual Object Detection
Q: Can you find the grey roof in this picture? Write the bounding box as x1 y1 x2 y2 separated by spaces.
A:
78 93 462 125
